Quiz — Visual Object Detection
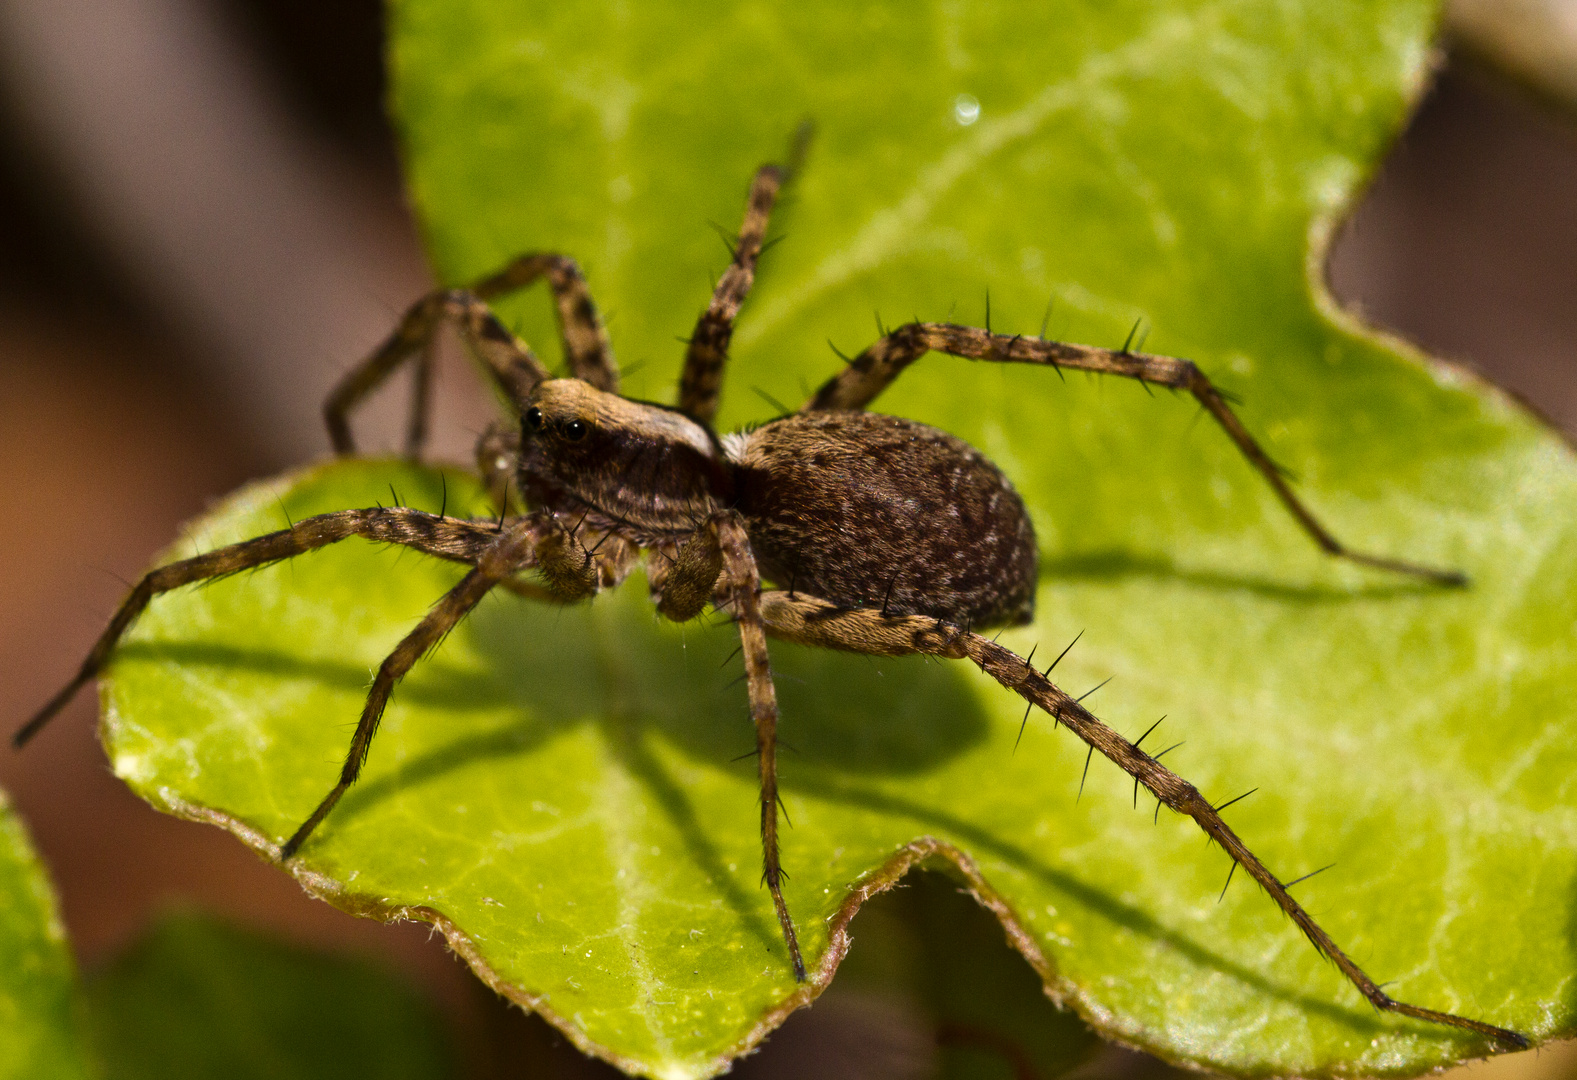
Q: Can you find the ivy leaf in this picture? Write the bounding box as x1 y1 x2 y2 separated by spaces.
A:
91 1 1577 1078
0 791 93 1080
85 912 454 1080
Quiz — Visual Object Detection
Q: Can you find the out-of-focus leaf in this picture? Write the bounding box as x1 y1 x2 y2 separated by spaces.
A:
0 791 92 1080
85 911 453 1080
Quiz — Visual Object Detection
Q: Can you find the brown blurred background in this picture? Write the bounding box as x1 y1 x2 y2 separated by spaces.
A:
0 1 1571 1077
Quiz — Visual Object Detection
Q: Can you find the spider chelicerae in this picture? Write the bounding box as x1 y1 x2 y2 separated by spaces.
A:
16 148 1522 1048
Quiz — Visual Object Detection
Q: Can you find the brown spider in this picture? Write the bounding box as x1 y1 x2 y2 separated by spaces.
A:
16 152 1523 1048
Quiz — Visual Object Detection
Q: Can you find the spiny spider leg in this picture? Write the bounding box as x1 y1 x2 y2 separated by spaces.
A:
279 519 541 859
676 165 786 424
12 507 512 749
806 322 1464 586
326 289 551 455
641 509 805 977
406 341 435 458
327 251 616 458
754 591 1526 1048
475 421 523 515
468 254 618 392
702 511 807 981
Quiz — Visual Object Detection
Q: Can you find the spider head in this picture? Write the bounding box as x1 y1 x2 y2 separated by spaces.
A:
517 379 734 532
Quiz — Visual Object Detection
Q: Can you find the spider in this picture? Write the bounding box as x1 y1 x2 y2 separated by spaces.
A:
15 149 1523 1049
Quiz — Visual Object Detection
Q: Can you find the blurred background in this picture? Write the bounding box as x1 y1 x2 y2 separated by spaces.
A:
0 0 1570 1077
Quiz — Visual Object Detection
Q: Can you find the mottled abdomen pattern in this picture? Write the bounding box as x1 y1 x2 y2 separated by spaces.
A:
729 411 1038 628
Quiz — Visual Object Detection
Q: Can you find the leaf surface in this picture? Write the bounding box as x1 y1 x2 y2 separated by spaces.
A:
0 791 93 1080
98 1 1577 1077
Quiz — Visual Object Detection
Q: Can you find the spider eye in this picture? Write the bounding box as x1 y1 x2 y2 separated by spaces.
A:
523 406 543 430
563 419 588 441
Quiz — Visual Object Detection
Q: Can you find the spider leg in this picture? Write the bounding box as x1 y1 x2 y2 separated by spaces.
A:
336 252 616 455
405 341 435 459
670 512 807 980
326 289 551 455
804 322 1464 585
676 165 786 424
279 519 540 860
474 421 522 516
13 507 516 749
754 590 1526 1048
496 577 563 603
468 253 618 391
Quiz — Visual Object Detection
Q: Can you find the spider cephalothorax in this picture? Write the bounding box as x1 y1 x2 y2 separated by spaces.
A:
15 152 1522 1048
517 378 733 536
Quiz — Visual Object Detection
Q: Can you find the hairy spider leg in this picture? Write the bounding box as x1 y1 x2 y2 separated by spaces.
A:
805 322 1464 586
469 254 619 391
406 335 435 459
325 254 613 455
641 509 806 978
754 590 1526 1047
474 421 523 516
676 164 786 424
704 512 807 981
279 508 645 857
12 507 512 749
279 516 549 859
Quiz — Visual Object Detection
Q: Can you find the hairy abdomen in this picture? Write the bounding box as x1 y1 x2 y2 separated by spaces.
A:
728 411 1038 628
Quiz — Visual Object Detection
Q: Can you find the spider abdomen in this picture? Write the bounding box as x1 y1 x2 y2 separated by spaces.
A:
727 411 1037 628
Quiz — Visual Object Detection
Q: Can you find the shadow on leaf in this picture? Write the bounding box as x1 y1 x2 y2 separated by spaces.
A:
1040 548 1451 603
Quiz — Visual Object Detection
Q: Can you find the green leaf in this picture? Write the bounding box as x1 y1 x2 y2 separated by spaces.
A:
85 912 454 1080
0 791 93 1080
92 0 1577 1077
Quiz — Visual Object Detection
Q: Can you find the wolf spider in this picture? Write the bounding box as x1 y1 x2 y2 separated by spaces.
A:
17 153 1522 1048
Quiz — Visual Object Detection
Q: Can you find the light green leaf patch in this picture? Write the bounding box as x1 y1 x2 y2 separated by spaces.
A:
94 0 1577 1078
